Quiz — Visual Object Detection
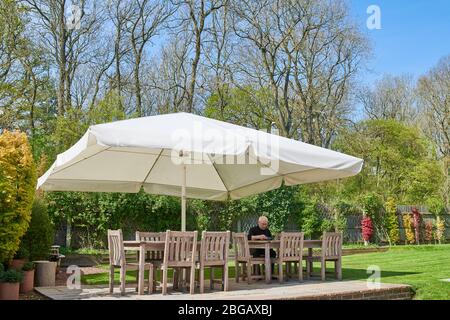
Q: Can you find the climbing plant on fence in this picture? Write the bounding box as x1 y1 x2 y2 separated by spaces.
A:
0 131 36 264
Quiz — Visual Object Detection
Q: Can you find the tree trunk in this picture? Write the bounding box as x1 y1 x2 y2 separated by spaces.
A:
57 0 67 116
134 57 142 117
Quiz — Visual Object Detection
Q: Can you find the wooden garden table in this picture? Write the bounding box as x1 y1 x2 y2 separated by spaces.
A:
123 240 165 295
247 240 280 284
247 239 322 284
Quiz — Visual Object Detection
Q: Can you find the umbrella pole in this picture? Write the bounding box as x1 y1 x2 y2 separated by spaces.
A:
181 164 186 231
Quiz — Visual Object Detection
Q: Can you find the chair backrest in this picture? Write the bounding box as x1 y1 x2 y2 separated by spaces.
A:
135 231 166 242
321 232 343 258
108 229 125 267
136 231 166 260
232 232 250 261
163 230 198 266
200 231 230 264
279 232 304 259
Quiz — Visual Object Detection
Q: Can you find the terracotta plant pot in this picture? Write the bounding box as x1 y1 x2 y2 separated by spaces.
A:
0 282 20 300
20 270 35 294
9 259 26 270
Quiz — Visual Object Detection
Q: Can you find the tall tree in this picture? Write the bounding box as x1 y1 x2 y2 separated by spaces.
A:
125 0 174 116
24 0 104 115
358 74 417 123
178 0 225 113
417 56 450 206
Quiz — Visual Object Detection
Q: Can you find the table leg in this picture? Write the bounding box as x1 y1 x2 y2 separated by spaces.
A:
138 244 145 295
265 243 271 284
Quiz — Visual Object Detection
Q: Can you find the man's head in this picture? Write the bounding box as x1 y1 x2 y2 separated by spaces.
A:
258 216 269 230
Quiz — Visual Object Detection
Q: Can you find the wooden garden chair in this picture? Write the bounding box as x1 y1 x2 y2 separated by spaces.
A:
306 232 343 281
135 231 166 292
161 230 198 295
198 231 230 293
233 232 272 284
276 232 304 283
107 229 154 295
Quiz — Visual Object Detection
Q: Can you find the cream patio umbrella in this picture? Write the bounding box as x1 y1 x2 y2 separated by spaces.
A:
37 112 363 231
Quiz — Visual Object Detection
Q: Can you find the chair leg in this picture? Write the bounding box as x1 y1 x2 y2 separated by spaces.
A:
298 258 303 282
200 266 205 294
278 262 283 283
119 266 126 295
336 259 342 280
154 267 158 291
223 263 229 292
135 269 139 292
247 263 252 284
109 266 114 293
162 266 168 295
189 266 196 295
210 267 214 290
320 259 326 281
149 265 154 294
181 268 187 291
173 268 179 290
306 259 311 280
235 262 240 283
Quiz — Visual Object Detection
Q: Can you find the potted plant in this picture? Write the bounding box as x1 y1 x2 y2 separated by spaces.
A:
10 246 29 270
0 268 23 300
20 262 35 294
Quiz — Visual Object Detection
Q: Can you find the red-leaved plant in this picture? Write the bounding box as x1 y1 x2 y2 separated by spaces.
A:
424 221 433 243
361 216 374 244
412 208 422 244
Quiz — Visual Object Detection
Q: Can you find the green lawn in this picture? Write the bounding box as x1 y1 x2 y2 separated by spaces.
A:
81 244 450 300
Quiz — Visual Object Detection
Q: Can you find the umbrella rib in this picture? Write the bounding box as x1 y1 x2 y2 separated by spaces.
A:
228 166 355 194
51 146 111 175
141 148 164 186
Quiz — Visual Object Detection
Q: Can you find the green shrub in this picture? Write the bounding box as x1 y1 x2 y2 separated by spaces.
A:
299 198 323 239
0 269 23 283
0 130 37 264
21 262 35 271
19 198 54 260
13 246 29 260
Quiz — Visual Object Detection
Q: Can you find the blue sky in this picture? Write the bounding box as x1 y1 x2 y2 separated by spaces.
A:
349 0 450 87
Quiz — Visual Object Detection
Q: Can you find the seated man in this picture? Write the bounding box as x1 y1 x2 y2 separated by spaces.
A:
247 216 277 259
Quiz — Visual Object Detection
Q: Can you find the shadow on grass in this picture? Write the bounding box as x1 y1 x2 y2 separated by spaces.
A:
341 268 420 280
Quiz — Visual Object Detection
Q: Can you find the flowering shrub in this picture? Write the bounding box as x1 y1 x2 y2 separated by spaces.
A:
424 221 434 243
361 216 374 244
402 213 415 244
412 208 422 244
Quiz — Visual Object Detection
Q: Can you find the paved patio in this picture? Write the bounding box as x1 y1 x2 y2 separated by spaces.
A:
35 279 413 300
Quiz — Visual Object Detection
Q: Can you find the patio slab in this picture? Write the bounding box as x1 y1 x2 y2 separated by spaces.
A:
35 279 413 300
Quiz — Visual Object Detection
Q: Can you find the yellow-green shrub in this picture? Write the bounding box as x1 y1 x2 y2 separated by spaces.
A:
385 197 400 244
435 217 445 244
402 213 415 244
0 130 36 264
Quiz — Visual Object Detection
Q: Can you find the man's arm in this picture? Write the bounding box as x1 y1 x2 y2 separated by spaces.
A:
248 227 267 240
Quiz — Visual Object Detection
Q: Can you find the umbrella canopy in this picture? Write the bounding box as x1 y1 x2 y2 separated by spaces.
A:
38 112 363 230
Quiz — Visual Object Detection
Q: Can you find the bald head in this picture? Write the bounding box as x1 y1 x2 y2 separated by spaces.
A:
258 216 269 230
